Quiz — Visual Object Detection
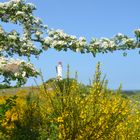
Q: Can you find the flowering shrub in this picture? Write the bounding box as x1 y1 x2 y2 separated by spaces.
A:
0 63 140 139
45 29 140 57
0 0 140 86
0 0 47 86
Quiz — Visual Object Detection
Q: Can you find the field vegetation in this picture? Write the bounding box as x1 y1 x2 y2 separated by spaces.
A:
0 63 140 140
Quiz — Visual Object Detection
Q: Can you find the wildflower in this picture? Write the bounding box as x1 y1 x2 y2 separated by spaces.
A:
57 117 64 123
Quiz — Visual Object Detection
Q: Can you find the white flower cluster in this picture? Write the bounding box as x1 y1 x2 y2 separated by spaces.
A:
0 57 39 86
0 0 46 86
43 29 87 53
0 26 40 57
0 57 38 76
43 28 138 56
0 0 140 86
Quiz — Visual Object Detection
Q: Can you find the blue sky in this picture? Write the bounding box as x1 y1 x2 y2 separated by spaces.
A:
2 0 140 89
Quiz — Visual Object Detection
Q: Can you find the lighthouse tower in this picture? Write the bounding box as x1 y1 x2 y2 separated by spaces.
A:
56 62 63 80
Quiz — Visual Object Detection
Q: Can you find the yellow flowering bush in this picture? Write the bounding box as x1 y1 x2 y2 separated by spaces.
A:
37 63 140 139
0 63 140 139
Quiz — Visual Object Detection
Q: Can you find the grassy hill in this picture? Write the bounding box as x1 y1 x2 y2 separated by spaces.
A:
0 84 140 97
0 86 39 96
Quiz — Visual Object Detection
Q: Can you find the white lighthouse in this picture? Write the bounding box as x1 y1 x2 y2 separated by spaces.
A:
56 62 63 80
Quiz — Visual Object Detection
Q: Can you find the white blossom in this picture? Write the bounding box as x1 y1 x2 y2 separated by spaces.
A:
22 71 26 77
109 40 115 48
34 18 42 25
76 48 80 52
0 3 4 8
14 72 19 77
44 37 53 44
0 27 4 34
16 11 25 16
35 31 42 36
52 40 59 47
10 0 22 3
70 35 77 40
57 41 65 46
100 41 109 49
48 30 55 36
8 35 17 40
79 40 86 46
